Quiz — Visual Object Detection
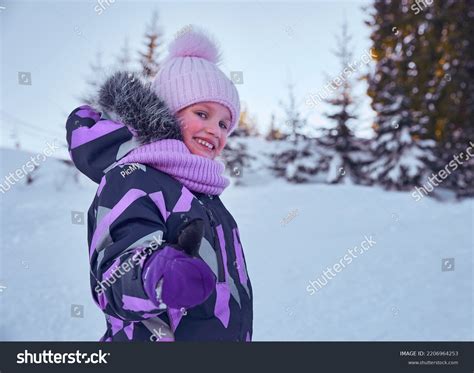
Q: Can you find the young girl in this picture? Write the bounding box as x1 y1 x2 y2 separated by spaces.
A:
66 26 253 341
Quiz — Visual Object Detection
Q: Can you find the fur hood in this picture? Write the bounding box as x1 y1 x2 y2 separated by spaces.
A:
66 70 183 183
90 70 183 144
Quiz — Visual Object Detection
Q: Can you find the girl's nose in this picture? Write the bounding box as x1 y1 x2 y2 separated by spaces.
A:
205 122 220 136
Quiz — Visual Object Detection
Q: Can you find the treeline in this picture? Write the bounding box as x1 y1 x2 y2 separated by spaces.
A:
78 3 474 199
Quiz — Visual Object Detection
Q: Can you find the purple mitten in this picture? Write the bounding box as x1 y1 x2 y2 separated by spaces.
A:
143 246 216 309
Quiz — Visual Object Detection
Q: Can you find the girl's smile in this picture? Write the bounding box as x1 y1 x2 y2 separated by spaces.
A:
177 101 232 159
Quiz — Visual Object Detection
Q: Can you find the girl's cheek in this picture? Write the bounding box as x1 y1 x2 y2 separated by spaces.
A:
183 118 200 133
181 120 192 134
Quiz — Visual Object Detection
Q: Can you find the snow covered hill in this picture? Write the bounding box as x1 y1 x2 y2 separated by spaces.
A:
0 146 472 341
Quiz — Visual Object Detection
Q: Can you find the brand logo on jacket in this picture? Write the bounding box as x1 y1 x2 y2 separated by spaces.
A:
120 163 140 178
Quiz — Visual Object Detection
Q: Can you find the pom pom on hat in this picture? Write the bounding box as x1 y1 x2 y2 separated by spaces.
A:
167 25 222 65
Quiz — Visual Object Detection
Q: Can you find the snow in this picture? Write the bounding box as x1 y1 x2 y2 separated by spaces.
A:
285 163 297 180
326 153 343 183
1 147 472 341
399 126 412 144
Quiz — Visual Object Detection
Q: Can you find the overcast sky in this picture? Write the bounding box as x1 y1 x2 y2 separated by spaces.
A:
1 0 374 156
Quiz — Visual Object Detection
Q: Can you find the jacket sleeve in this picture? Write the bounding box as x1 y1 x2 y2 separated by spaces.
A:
90 165 215 321
65 105 134 183
89 165 173 321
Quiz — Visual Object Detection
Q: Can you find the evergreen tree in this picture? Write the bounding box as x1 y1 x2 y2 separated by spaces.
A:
270 82 321 183
265 113 287 141
221 106 258 184
221 139 254 185
280 82 307 144
138 10 164 80
316 20 370 184
365 0 436 190
423 1 474 197
270 138 321 183
233 103 259 137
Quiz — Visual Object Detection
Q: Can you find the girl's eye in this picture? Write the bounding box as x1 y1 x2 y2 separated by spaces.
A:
219 122 229 130
196 111 207 119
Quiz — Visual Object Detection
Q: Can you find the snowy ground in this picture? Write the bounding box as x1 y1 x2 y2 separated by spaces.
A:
0 147 472 341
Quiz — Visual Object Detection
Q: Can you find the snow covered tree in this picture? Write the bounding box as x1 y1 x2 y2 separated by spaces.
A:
221 105 258 184
422 1 474 198
366 103 436 190
138 10 164 80
365 0 436 190
269 82 321 183
265 113 287 141
269 138 322 183
315 20 371 184
233 103 259 137
280 82 307 144
365 0 474 196
221 139 255 185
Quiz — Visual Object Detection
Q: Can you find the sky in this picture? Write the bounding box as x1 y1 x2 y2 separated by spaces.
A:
1 0 374 156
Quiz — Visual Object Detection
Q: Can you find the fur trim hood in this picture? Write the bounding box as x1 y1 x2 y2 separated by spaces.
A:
66 70 183 183
91 70 183 144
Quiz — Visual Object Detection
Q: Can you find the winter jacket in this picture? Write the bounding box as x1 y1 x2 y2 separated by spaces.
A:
65 72 253 341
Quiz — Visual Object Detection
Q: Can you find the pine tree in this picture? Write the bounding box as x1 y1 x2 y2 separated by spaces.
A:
422 1 474 198
280 82 307 144
316 20 370 184
221 106 258 184
365 0 436 190
233 103 259 137
138 10 164 80
221 139 254 185
265 113 286 141
270 82 321 183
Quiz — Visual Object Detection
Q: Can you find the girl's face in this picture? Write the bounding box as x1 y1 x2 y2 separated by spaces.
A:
177 101 231 159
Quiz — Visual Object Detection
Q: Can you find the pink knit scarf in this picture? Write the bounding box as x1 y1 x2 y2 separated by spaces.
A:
116 139 230 195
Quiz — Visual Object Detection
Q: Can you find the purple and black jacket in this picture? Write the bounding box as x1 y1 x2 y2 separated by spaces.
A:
65 72 253 341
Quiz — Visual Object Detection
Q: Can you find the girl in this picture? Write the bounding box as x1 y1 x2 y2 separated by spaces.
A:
65 26 253 341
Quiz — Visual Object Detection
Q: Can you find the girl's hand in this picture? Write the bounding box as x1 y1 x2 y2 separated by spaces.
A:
142 218 216 309
172 218 205 257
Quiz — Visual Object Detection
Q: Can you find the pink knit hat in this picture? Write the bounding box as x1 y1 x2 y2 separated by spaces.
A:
151 25 241 135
